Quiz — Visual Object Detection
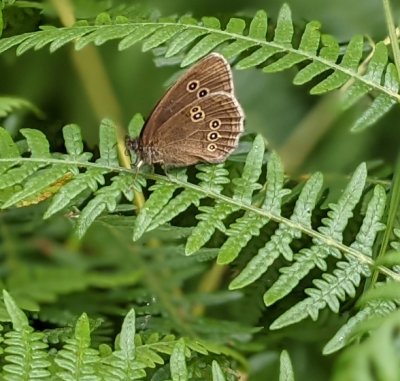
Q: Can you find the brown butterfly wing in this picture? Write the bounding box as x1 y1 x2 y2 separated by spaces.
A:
140 53 234 146
148 92 244 166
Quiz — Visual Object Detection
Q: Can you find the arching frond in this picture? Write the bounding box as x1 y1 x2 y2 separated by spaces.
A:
3 290 51 380
0 124 394 330
0 4 398 131
0 121 143 238
54 313 101 381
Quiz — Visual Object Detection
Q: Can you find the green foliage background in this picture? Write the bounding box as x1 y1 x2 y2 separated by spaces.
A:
0 0 400 380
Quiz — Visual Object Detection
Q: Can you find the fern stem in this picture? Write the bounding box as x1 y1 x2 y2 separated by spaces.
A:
382 0 400 75
1 156 398 282
369 150 400 287
144 21 394 101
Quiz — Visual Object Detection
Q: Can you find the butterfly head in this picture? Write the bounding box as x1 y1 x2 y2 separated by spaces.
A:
125 136 144 168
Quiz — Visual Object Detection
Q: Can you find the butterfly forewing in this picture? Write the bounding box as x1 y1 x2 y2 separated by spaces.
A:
141 53 234 145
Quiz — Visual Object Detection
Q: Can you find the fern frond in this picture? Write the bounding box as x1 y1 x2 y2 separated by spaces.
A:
264 163 368 307
270 184 386 329
170 338 188 381
229 171 323 289
132 169 186 241
323 296 397 355
279 350 294 381
54 313 101 381
331 309 400 381
217 151 290 265
147 164 230 232
1 4 398 131
212 360 226 381
0 120 143 238
102 309 146 380
186 135 264 255
3 290 51 380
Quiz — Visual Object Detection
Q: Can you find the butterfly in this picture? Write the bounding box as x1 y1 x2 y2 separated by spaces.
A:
125 53 244 169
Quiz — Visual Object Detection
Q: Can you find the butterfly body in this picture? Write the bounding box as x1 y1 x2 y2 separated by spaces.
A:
126 53 244 168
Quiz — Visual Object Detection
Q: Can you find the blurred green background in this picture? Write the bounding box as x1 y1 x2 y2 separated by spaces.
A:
1 1 399 380
1 0 399 176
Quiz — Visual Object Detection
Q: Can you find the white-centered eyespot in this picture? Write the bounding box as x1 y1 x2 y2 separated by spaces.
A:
197 88 209 98
207 143 217 152
209 119 221 129
207 131 220 141
191 111 205 122
187 80 200 92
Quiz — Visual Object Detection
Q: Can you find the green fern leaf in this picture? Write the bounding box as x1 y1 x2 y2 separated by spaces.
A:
148 164 229 232
103 309 147 380
351 63 399 132
142 24 186 52
341 42 388 111
274 4 294 46
181 19 229 66
222 10 267 59
323 298 396 355
3 290 29 329
311 35 364 94
49 27 94 52
0 128 54 193
185 135 264 255
229 172 323 289
270 184 386 329
248 9 268 40
119 309 137 361
170 338 188 381
166 28 208 57
293 34 339 85
55 313 101 381
264 20 321 73
331 309 400 381
1 165 72 208
217 151 288 265
236 5 294 70
43 168 105 219
0 33 29 54
93 23 133 45
212 360 226 381
279 350 294 381
97 119 119 167
0 127 20 175
119 25 162 50
0 5 397 131
264 163 368 306
43 124 105 218
75 173 134 238
132 171 186 241
21 128 51 158
62 124 87 159
3 291 51 380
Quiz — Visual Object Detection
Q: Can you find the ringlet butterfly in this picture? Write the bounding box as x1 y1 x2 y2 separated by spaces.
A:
126 53 244 169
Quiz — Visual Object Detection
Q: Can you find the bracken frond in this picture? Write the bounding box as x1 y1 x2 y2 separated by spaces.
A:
0 4 398 131
0 122 395 329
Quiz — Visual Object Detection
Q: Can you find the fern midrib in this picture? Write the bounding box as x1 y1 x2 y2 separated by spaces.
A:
1 156 398 282
168 22 399 100
3 22 399 101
